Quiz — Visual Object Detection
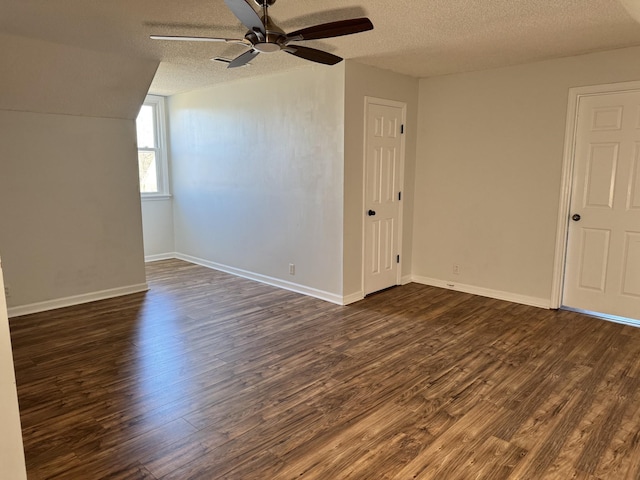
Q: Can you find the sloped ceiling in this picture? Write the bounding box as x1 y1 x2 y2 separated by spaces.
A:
0 32 158 118
2 0 640 96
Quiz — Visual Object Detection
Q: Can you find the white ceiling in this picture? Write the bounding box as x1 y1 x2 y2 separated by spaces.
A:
2 0 640 96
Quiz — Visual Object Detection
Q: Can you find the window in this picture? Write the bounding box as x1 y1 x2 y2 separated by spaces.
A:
136 95 169 197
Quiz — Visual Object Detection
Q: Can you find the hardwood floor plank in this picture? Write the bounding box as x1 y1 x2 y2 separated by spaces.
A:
11 259 640 479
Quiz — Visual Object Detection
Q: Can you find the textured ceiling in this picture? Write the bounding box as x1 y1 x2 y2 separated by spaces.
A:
2 0 640 96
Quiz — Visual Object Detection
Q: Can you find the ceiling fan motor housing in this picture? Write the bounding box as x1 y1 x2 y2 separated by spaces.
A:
246 16 286 53
253 0 276 6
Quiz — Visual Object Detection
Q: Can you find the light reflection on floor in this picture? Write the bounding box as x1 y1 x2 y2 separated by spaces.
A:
132 292 193 417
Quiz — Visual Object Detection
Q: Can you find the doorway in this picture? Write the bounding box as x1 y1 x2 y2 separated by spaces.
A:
362 97 406 296
554 82 640 323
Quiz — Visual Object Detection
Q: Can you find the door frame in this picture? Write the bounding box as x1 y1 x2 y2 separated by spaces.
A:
361 96 407 295
551 80 640 309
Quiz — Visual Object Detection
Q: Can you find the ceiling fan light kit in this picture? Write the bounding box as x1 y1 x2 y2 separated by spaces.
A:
151 0 373 68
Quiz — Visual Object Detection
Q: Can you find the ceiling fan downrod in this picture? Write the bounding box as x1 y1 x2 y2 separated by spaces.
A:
248 0 285 53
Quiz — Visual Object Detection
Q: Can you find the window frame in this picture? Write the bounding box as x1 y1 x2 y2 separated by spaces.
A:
137 95 170 200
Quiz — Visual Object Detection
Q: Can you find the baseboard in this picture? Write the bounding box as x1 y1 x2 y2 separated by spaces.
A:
412 275 551 309
145 253 177 263
7 283 149 319
343 291 365 305
175 253 346 306
401 274 412 285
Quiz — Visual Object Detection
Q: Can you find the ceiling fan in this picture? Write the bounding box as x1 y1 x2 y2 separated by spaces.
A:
151 0 374 68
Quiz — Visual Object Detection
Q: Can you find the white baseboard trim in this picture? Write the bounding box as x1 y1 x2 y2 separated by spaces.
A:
145 253 177 263
8 283 149 319
343 291 365 305
175 253 347 306
412 275 551 310
401 274 412 285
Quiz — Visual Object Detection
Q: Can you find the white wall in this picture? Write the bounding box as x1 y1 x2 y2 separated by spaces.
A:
343 61 420 299
0 111 149 311
413 45 640 306
0 258 26 478
0 33 157 315
169 65 346 299
141 198 175 260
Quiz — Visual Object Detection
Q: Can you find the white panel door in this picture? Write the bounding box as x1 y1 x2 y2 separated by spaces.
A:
563 91 640 320
364 100 404 295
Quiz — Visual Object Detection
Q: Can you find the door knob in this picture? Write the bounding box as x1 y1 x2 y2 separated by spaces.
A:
572 214 581 222
367 210 376 216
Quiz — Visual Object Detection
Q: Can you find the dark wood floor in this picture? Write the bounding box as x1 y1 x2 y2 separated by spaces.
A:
10 259 640 479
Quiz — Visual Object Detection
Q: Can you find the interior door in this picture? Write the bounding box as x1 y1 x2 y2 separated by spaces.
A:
363 99 404 296
563 90 640 320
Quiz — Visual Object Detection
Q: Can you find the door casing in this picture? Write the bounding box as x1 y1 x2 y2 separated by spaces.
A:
552 80 640 320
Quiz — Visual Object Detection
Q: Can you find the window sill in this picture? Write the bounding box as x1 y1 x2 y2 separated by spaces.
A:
141 194 172 202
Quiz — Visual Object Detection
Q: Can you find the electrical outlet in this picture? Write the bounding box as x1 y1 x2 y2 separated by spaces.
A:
453 264 460 275
289 264 295 276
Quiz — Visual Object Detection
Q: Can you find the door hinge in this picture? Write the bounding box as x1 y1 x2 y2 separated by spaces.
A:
401 124 405 134
397 255 400 264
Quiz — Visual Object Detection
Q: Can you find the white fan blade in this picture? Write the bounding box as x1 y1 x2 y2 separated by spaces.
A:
150 35 247 45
